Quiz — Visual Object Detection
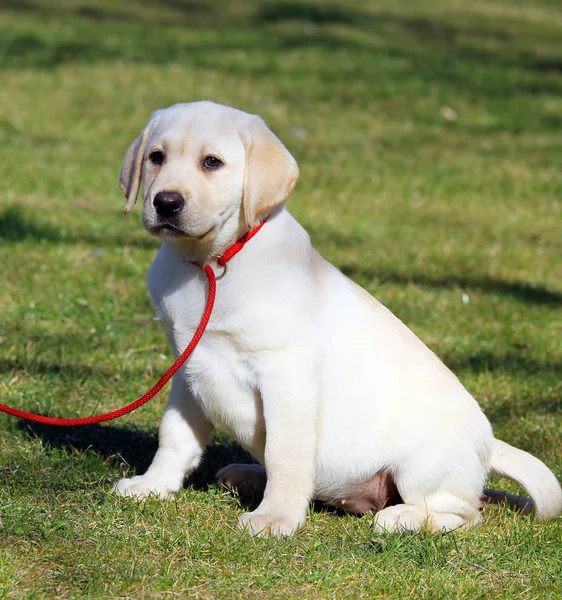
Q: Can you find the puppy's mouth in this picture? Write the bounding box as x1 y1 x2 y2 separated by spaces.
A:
147 222 215 240
148 223 184 238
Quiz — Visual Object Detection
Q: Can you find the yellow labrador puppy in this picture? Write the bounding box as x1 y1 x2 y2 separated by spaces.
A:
115 101 562 536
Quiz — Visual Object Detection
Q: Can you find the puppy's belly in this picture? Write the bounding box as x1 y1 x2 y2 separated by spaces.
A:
318 471 402 514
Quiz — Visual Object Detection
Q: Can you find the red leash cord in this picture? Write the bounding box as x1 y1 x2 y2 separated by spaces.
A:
0 220 267 426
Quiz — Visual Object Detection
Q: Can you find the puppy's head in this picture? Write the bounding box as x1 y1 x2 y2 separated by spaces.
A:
119 101 299 244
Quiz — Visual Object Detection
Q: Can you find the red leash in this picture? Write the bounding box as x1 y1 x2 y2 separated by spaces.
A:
0 220 267 426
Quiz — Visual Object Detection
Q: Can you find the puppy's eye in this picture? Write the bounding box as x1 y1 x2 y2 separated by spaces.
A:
202 156 223 170
149 151 164 165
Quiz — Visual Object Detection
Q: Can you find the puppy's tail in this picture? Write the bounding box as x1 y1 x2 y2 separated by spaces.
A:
484 438 562 520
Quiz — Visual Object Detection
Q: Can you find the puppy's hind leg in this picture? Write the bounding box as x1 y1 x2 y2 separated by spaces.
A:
373 496 481 533
374 437 488 533
217 464 267 507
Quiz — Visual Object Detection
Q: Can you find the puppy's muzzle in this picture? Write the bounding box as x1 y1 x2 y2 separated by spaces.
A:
153 191 185 218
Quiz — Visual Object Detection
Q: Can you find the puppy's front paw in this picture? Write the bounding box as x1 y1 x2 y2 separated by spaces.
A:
238 510 305 537
113 475 178 500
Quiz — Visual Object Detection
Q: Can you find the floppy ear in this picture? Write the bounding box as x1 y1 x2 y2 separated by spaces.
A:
119 113 159 214
240 117 299 229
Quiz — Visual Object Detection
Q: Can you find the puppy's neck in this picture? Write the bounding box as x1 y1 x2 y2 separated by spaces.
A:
163 237 214 265
163 205 282 265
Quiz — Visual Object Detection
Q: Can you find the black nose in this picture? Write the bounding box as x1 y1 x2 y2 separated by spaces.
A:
153 191 185 217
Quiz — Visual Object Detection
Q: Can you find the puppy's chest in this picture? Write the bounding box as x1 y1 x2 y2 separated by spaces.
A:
155 283 261 433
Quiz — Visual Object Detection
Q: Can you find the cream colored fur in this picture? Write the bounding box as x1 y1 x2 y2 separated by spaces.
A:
114 101 562 536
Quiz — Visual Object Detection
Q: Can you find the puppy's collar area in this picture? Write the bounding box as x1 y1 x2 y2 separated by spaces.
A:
0 220 268 427
216 217 268 266
196 217 269 280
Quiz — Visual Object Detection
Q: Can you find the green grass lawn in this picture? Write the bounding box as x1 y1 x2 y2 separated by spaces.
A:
1 0 561 597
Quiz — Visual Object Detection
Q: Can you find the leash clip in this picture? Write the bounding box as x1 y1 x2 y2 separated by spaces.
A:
209 255 228 280
215 262 228 280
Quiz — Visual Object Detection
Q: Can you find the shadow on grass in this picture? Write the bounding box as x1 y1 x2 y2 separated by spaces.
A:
257 1 368 26
1 0 214 25
0 357 115 380
341 263 562 307
445 351 562 423
446 351 562 379
18 420 255 492
306 221 562 307
17 420 361 512
0 204 156 249
258 1 509 43
259 0 561 89
1 1 561 98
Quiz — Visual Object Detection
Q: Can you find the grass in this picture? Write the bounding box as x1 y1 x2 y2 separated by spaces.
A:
0 0 561 597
